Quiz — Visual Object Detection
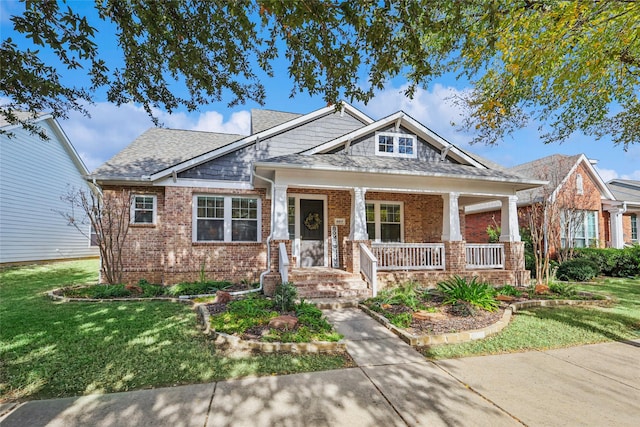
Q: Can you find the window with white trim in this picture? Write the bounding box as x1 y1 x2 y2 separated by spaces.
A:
194 195 260 242
375 132 417 158
366 201 403 242
131 195 156 224
632 214 638 241
561 210 598 248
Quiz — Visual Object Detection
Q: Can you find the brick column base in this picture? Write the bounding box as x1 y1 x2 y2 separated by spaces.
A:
503 241 525 271
344 240 370 273
444 241 466 272
270 240 292 273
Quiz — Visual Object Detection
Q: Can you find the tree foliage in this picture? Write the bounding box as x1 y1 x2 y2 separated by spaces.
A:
2 0 639 147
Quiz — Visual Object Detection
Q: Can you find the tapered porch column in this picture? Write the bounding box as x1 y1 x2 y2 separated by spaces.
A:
609 208 625 249
499 196 521 242
350 187 368 240
441 192 462 241
272 184 289 240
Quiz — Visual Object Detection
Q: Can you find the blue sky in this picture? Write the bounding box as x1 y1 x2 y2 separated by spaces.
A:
2 1 639 181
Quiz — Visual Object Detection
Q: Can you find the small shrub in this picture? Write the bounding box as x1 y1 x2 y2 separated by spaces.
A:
437 276 499 312
91 284 131 298
549 282 577 297
386 312 413 328
495 285 522 297
556 259 599 282
274 282 298 312
573 246 640 277
166 281 232 296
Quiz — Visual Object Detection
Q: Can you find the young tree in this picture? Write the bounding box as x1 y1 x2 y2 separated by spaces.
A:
2 1 638 148
60 187 131 285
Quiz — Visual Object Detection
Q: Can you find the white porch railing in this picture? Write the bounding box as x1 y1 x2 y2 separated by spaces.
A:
359 243 378 297
372 243 445 270
465 244 504 269
278 242 290 283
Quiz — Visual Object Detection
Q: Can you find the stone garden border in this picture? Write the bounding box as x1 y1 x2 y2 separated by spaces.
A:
360 294 612 347
196 304 347 354
48 287 347 354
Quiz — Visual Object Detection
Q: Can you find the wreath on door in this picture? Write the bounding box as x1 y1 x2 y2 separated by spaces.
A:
304 212 322 231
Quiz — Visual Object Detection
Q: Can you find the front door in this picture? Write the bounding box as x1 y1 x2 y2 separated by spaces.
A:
299 199 324 267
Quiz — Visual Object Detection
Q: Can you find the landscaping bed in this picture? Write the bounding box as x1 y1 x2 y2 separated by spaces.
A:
362 277 610 345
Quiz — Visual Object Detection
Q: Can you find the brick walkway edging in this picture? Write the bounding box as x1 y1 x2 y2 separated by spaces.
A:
359 296 612 347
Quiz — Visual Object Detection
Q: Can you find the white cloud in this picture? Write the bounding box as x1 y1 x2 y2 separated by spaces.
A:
595 167 618 183
621 170 640 180
357 83 473 146
61 103 251 171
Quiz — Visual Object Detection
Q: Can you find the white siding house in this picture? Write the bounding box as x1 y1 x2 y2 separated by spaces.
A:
0 114 99 264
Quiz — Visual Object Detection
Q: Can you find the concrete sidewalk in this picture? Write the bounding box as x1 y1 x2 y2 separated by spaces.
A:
2 307 639 426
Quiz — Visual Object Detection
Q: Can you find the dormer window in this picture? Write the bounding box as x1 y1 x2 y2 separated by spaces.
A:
375 132 417 158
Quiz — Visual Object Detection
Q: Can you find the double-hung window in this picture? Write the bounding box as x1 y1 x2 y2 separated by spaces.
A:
631 214 638 242
194 195 260 242
131 195 156 224
375 132 417 158
366 201 403 242
561 210 598 248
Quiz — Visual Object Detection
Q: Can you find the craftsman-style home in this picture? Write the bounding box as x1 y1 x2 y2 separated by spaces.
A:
89 103 544 297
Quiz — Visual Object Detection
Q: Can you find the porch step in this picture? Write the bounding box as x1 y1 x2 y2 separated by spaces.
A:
289 268 372 299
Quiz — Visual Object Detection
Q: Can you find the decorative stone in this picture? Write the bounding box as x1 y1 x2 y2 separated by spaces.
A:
381 304 392 309
124 284 143 294
496 295 516 302
412 310 446 321
535 284 550 294
214 291 232 304
268 315 298 330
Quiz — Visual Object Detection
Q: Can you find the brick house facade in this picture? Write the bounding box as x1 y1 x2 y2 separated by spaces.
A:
90 104 544 293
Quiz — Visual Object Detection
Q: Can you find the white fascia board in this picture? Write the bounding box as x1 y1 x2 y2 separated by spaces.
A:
154 177 253 189
304 112 406 155
464 200 502 214
304 112 485 169
551 154 615 203
257 162 545 192
47 117 91 176
270 167 530 197
148 103 372 181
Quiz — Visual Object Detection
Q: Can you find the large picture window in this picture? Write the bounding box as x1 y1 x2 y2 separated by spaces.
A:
561 210 598 248
375 132 417 158
194 195 260 242
366 201 403 242
131 195 156 224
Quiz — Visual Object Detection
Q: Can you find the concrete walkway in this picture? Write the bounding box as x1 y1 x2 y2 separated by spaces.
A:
2 307 639 426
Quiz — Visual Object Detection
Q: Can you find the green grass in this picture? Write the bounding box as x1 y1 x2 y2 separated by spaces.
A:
0 260 350 402
423 277 640 359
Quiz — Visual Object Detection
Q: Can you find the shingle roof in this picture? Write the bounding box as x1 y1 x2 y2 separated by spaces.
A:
91 128 243 178
507 154 582 203
607 179 640 203
251 109 302 134
255 154 541 185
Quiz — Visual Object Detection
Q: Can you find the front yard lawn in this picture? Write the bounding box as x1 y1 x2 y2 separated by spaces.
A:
422 277 640 359
0 260 350 402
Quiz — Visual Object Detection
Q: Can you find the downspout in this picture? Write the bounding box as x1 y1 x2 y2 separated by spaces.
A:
229 166 276 296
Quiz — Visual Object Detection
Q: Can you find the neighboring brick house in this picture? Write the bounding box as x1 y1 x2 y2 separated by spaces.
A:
89 103 544 296
465 154 616 253
604 179 640 246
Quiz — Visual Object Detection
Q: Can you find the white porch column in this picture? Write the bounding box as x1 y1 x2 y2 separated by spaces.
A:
441 192 462 241
499 195 521 242
272 184 289 240
350 187 368 240
609 208 625 249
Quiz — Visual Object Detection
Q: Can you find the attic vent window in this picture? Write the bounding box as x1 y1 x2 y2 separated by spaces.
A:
576 173 584 195
375 132 417 158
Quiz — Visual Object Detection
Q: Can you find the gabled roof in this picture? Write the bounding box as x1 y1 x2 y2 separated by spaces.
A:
303 111 486 168
1 112 90 176
510 154 614 204
254 154 544 190
90 128 244 179
251 109 302 134
607 179 640 203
